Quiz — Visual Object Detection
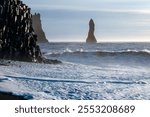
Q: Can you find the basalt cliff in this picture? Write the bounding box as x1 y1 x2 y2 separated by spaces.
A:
32 13 48 43
0 0 53 63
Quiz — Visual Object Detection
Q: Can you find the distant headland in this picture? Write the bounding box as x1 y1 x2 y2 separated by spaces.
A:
32 13 48 43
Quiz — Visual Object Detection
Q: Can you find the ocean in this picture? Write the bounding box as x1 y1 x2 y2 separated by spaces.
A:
0 42 150 99
40 42 150 67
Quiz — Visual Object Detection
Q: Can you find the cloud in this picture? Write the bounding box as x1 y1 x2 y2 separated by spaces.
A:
22 0 150 42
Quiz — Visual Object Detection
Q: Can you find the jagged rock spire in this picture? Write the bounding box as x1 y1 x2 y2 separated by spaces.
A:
86 19 97 43
32 13 48 43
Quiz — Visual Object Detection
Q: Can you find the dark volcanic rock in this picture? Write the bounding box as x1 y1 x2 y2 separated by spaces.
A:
32 13 48 43
0 0 47 63
42 58 62 64
0 91 28 100
86 19 97 43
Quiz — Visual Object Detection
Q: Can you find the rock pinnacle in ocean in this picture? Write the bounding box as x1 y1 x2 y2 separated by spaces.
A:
86 19 97 43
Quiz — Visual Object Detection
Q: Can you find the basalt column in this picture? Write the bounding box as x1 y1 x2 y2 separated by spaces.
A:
0 0 43 62
86 19 97 43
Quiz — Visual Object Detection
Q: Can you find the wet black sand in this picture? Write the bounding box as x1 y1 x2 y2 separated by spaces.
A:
0 92 27 100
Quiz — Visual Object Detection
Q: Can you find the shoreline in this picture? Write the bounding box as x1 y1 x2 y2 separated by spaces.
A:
0 58 62 65
0 92 27 100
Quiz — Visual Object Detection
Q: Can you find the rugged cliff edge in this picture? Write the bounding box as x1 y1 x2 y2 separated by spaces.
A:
0 0 59 63
32 13 48 43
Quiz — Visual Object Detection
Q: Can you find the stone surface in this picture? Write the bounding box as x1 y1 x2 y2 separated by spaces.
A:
86 19 97 43
32 13 48 43
0 0 43 62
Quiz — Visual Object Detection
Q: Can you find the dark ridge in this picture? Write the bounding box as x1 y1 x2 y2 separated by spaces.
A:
32 13 48 43
0 0 41 62
0 63 8 66
0 92 28 100
0 0 60 64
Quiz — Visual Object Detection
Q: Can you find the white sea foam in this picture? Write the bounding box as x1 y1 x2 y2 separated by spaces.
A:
0 42 150 99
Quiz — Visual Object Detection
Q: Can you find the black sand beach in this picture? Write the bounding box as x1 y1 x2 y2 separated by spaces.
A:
0 62 27 100
0 92 27 100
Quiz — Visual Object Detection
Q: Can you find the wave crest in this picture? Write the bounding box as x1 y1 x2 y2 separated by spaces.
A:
46 49 150 58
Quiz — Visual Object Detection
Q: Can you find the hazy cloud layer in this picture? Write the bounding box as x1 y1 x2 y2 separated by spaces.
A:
22 0 150 42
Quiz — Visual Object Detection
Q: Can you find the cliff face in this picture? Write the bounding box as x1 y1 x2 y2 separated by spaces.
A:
0 0 43 62
32 13 48 43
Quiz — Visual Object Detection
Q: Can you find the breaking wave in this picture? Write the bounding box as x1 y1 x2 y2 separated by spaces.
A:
46 49 150 58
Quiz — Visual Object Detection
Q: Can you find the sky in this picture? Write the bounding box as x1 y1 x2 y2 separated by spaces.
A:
22 0 150 42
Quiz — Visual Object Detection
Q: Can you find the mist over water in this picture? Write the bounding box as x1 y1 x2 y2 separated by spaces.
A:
1 42 150 99
1 0 150 100
22 0 150 42
40 42 150 68
35 9 150 42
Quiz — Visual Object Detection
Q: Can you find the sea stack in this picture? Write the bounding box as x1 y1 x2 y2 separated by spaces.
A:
86 19 97 43
32 13 48 43
0 0 43 62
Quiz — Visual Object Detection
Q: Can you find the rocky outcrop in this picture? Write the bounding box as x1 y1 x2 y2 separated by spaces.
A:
0 0 43 62
32 13 48 43
86 19 97 43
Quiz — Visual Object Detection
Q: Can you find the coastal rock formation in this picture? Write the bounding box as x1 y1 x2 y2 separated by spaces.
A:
0 0 43 62
32 13 48 43
86 19 97 43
